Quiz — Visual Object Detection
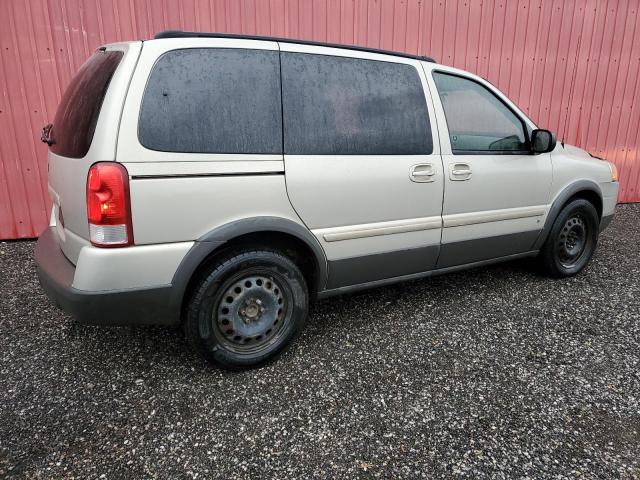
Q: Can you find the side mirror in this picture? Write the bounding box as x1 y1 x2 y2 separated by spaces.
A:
531 129 556 153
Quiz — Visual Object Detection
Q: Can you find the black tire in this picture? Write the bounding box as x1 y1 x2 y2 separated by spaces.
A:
539 198 599 278
184 250 308 370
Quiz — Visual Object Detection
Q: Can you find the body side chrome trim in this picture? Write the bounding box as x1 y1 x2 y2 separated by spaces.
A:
313 204 547 243
314 216 442 242
442 205 547 228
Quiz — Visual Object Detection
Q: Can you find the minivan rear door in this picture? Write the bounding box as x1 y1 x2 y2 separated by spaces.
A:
47 42 141 264
280 44 444 289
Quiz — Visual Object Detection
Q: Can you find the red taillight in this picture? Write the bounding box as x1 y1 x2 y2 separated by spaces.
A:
86 162 133 247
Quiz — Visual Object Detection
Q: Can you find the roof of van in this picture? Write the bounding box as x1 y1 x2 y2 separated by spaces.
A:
154 30 436 63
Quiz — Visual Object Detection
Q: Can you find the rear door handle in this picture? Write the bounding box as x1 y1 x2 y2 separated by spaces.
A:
449 163 472 181
409 163 436 183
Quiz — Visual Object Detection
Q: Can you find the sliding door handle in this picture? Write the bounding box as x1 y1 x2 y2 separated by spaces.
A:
410 163 436 183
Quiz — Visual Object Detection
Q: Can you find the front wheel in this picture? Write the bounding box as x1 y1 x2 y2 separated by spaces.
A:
184 250 308 370
539 198 600 278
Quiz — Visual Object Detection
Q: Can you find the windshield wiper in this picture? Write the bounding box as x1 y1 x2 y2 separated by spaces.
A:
41 123 55 146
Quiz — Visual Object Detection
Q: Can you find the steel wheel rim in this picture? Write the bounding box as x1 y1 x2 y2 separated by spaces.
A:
212 270 291 355
556 214 589 268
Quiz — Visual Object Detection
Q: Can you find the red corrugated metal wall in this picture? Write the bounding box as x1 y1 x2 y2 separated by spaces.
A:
1 0 639 239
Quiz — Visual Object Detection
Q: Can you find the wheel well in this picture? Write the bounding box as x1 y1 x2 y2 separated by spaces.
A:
567 189 602 219
182 231 321 314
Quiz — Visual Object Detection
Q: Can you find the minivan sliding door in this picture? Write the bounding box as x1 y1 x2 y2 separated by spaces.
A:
279 45 444 289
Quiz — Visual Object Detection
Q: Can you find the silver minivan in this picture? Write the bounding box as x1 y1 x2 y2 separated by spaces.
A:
36 31 619 369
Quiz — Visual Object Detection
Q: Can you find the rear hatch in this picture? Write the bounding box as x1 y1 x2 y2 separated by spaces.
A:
45 42 141 264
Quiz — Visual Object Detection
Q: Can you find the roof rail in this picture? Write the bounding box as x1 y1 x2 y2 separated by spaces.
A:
153 30 436 63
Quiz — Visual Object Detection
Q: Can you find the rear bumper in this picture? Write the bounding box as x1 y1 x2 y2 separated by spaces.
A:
35 227 179 326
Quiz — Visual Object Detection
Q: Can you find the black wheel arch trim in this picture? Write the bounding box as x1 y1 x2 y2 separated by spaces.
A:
168 216 328 317
532 180 603 251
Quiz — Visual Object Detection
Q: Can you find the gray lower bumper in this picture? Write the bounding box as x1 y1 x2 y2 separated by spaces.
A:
35 228 179 326
600 213 614 232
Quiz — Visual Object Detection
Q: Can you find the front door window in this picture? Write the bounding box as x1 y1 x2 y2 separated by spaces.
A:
432 72 528 153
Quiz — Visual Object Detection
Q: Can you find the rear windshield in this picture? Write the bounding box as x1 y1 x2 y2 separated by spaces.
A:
51 50 123 158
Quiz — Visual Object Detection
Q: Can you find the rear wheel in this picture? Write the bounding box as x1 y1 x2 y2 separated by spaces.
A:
539 198 599 277
184 250 308 370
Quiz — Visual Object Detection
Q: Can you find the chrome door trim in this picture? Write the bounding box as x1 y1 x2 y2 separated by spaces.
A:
314 216 443 242
443 205 547 228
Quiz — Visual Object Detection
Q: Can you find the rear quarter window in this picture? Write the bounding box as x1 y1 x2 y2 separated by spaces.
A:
51 50 123 158
138 48 282 154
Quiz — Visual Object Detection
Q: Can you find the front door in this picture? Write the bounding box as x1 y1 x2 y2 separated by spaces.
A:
280 45 444 289
427 69 552 268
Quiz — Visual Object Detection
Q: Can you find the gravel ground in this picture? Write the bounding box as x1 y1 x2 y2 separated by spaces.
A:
1 204 639 479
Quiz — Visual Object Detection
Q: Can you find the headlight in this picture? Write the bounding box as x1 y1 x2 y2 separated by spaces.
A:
608 162 619 182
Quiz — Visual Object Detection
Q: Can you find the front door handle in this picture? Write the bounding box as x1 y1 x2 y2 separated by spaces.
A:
449 163 472 181
410 163 436 183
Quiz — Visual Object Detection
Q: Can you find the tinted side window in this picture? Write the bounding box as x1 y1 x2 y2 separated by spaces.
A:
432 72 527 153
281 53 432 155
51 50 123 158
139 48 282 154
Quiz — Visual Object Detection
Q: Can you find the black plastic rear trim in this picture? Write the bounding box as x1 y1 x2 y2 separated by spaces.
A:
153 30 436 63
168 216 329 312
131 172 284 180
